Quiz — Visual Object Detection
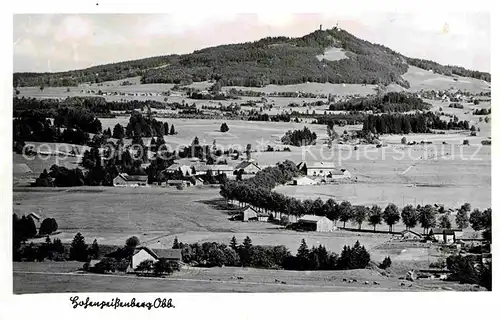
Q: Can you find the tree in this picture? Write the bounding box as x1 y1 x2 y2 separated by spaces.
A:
112 123 125 139
296 239 310 270
125 236 140 248
94 257 118 273
40 84 44 91
418 205 437 234
89 239 100 259
383 203 400 232
220 123 229 132
230 236 238 250
135 259 155 272
438 214 452 229
470 208 491 231
21 215 37 239
463 139 469 145
192 136 200 146
39 218 58 235
379 256 392 269
69 232 88 262
154 258 179 276
401 205 418 230
485 116 489 123
172 237 180 249
170 124 176 135
401 137 407 144
368 205 383 231
353 206 368 230
338 201 353 228
456 209 469 229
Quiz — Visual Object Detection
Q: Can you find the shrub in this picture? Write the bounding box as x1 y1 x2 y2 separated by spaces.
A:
39 218 58 235
379 256 392 269
463 140 469 145
125 236 140 248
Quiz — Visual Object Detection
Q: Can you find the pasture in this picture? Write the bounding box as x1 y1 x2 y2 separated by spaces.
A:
12 186 388 254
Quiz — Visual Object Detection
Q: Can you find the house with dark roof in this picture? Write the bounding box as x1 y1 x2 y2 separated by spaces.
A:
429 228 460 243
235 161 261 174
113 173 148 187
129 247 182 271
241 205 269 222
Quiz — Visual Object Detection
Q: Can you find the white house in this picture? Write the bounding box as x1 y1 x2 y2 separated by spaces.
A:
235 161 261 174
297 161 337 177
292 176 317 185
429 228 458 244
130 247 182 271
298 215 335 232
241 206 269 222
329 169 351 180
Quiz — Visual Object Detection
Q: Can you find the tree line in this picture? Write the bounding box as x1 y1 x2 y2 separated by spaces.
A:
174 236 371 271
362 112 470 134
329 92 431 113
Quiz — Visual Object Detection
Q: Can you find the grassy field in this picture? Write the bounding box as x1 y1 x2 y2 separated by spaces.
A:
13 186 389 254
13 261 483 294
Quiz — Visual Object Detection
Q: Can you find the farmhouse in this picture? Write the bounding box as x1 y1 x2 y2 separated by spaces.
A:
429 228 460 243
129 247 182 271
207 165 234 175
292 176 317 185
329 169 351 180
297 161 337 177
113 173 148 187
235 161 261 174
297 215 335 232
401 230 423 241
165 163 192 176
241 205 269 222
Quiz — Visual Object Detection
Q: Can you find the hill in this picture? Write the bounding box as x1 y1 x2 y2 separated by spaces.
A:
13 28 490 89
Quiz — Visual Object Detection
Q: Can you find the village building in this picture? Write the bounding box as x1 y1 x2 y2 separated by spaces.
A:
113 173 148 187
235 161 261 174
429 228 460 244
129 247 182 271
292 176 317 185
297 215 335 232
207 165 234 176
165 163 192 177
329 168 352 180
297 161 337 177
401 230 423 241
241 205 269 222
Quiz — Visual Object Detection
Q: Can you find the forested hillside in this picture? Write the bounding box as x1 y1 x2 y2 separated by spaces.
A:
13 28 490 88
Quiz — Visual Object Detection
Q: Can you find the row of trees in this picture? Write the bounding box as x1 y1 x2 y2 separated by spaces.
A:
220 166 491 236
363 112 470 135
174 236 371 271
329 92 431 113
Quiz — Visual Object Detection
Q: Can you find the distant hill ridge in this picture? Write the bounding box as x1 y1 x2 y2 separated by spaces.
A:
13 28 491 88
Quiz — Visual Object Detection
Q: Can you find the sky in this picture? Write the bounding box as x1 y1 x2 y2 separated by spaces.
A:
13 13 490 73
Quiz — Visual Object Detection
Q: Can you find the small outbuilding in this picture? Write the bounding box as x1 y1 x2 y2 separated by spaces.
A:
113 173 148 187
292 176 317 185
401 230 423 241
297 215 335 232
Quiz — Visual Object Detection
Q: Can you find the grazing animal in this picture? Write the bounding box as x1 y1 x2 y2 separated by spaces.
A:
237 276 244 280
373 281 380 285
401 282 405 286
342 278 347 282
352 279 357 283
364 281 369 285
281 281 286 284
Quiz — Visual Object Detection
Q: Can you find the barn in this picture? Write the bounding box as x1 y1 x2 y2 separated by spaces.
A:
241 206 269 222
235 161 261 174
298 215 335 232
401 230 423 241
113 173 148 187
129 247 182 271
292 176 317 185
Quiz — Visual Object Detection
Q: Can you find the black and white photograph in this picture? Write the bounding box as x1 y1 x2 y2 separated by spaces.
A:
9 8 493 298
